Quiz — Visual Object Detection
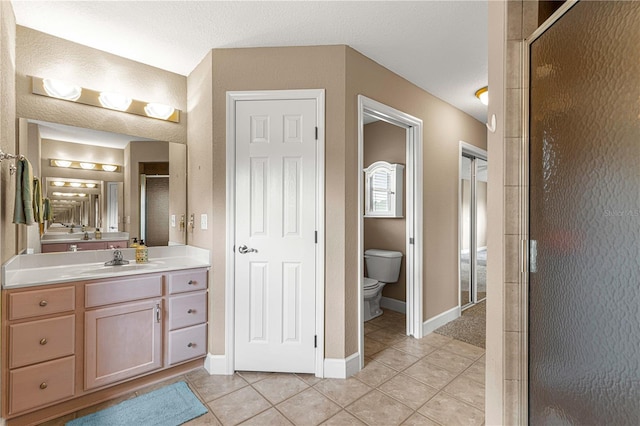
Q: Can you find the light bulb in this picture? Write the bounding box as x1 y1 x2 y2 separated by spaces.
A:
99 92 132 111
54 160 72 168
53 181 65 186
102 164 118 172
42 78 82 101
80 162 96 170
144 103 175 120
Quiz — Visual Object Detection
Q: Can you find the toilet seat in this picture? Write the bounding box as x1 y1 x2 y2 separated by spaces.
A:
363 277 378 290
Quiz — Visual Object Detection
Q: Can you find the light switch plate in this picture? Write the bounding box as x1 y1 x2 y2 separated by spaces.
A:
200 214 208 230
171 214 176 227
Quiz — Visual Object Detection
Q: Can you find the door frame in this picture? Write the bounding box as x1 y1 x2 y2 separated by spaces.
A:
458 142 488 310
224 89 326 376
357 95 424 368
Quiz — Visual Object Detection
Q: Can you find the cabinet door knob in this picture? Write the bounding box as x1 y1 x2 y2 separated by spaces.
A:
39 300 48 307
187 309 195 314
187 343 195 348
40 338 48 345
188 280 196 285
39 382 48 390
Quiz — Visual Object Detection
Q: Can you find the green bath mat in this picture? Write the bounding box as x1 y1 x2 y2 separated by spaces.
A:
67 381 207 426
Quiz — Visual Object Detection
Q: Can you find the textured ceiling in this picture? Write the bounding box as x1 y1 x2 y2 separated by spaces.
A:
11 0 488 122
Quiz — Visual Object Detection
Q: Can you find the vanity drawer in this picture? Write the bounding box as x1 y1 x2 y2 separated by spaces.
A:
85 275 162 307
9 356 75 414
167 269 207 294
10 315 75 368
168 291 207 330
9 286 75 320
167 323 206 365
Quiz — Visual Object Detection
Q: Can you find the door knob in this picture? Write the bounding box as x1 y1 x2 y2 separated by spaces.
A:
238 245 258 254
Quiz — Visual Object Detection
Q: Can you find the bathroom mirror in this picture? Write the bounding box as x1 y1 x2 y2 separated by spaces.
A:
20 119 187 249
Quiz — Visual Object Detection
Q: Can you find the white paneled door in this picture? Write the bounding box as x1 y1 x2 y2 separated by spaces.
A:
234 99 318 373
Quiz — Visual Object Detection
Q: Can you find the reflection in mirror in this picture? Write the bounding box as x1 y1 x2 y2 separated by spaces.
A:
20 119 187 252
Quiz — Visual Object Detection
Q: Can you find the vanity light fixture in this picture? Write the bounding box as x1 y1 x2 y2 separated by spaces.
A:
32 76 180 123
98 92 132 111
42 78 82 101
85 183 97 188
80 162 96 170
50 159 121 172
144 103 175 120
475 86 489 106
52 192 87 197
54 160 72 168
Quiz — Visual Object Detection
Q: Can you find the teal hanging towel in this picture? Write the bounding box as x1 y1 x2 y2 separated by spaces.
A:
43 197 54 221
13 158 35 225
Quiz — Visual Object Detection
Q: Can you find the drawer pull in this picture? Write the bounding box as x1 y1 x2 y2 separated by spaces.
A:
188 280 196 285
39 338 48 345
187 342 195 348
187 309 195 314
39 382 48 390
39 300 48 307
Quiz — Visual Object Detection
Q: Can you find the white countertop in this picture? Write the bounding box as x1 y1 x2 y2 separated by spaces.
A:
40 231 130 244
2 245 210 289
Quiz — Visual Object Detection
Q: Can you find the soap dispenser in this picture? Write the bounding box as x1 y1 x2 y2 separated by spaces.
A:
135 239 148 264
95 228 102 239
131 237 139 248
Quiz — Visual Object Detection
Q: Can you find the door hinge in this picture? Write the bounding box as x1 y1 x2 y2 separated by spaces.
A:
314 335 317 348
315 127 318 140
315 231 318 244
409 237 414 245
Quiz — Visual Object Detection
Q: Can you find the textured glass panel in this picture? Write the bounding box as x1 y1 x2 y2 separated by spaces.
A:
476 159 487 301
529 2 640 425
460 156 472 306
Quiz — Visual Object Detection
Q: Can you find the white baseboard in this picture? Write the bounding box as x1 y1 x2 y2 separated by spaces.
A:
380 297 406 314
422 305 461 335
204 353 233 375
323 352 360 379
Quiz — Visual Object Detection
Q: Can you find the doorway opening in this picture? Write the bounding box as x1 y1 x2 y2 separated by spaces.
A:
459 143 487 310
358 96 423 368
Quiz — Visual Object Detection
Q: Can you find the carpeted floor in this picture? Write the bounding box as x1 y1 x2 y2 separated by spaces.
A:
433 300 486 348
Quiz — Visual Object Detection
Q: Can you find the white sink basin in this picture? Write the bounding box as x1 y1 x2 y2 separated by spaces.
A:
78 263 157 275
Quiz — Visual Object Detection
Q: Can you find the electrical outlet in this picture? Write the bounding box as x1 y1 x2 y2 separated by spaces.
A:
171 215 176 227
200 214 208 230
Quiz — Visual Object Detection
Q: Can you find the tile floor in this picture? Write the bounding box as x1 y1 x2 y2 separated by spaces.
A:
45 309 485 426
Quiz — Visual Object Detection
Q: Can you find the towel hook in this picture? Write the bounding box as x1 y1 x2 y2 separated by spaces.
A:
0 150 26 175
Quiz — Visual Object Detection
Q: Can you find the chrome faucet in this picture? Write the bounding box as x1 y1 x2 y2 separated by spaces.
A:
104 249 130 266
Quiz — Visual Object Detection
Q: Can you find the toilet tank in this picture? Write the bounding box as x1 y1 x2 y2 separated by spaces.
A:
364 249 403 283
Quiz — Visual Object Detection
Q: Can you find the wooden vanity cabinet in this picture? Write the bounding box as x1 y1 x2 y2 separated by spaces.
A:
1 267 209 423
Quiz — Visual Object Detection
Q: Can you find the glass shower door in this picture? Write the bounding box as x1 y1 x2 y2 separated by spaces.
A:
529 1 640 424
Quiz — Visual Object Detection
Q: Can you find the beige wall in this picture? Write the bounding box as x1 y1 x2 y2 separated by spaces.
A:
15 27 186 144
1 1 17 264
363 120 407 302
346 47 487 354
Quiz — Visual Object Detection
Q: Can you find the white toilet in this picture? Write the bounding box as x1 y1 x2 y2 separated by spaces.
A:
363 249 403 321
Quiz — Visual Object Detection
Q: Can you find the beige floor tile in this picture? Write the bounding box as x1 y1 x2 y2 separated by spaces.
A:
378 374 438 410
365 337 389 356
403 359 459 390
401 412 441 426
237 370 274 384
208 386 271 425
252 374 309 404
353 360 398 387
183 412 223 425
296 372 323 386
314 377 373 407
321 410 367 425
367 328 408 346
186 367 214 383
371 347 420 371
442 340 485 360
462 360 485 385
346 390 413 426
420 333 454 348
392 338 437 358
423 349 474 374
364 322 383 335
418 393 484 426
192 373 249 402
277 388 341 426
241 407 293 425
443 376 485 411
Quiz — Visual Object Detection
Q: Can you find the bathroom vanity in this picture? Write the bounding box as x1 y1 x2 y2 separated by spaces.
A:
1 246 210 425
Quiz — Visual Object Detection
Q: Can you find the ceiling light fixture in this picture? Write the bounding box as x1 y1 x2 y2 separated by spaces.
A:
475 86 488 106
42 78 82 101
144 103 176 120
98 92 132 111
